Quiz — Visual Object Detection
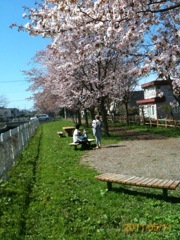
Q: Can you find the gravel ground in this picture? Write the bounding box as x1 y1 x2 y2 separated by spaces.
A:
81 137 180 181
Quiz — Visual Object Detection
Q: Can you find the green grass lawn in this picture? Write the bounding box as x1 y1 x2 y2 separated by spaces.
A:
0 120 180 240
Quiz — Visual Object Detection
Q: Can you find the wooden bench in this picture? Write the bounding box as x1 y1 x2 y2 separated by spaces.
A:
95 173 180 199
69 139 95 150
57 131 64 137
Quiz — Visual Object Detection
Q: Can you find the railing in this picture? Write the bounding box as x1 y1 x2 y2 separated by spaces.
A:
0 120 39 180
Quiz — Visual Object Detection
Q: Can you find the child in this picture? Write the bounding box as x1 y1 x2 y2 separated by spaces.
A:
92 115 102 148
82 129 88 140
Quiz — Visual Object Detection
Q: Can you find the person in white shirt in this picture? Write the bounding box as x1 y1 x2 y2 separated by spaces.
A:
73 124 82 143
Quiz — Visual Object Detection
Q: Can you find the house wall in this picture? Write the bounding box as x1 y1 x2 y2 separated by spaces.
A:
0 108 21 121
0 108 12 121
142 84 179 119
144 84 174 100
9 108 20 118
160 85 174 102
172 106 180 120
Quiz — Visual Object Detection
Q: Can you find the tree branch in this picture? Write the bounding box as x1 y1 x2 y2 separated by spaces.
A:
145 2 180 13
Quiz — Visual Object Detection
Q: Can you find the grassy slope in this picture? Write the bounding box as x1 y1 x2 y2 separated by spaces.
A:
0 120 180 240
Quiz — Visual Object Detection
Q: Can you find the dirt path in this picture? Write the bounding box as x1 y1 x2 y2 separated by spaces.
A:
81 129 180 180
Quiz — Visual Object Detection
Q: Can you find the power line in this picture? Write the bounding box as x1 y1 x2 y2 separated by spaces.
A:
0 80 28 83
8 99 33 103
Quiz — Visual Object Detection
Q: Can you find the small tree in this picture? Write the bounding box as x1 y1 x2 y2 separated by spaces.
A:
0 95 9 108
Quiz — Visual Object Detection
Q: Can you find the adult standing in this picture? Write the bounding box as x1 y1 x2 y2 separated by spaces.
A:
92 115 102 149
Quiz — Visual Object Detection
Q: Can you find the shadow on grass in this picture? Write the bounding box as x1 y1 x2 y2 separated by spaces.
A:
73 144 97 151
111 186 180 203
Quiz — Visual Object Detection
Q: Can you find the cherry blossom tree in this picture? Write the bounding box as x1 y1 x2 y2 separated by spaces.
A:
142 1 180 105
12 0 180 132
25 37 143 134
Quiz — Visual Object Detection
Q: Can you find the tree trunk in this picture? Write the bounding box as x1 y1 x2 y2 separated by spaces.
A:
77 109 81 125
84 108 89 127
100 98 109 136
140 106 145 125
124 102 129 124
89 107 95 121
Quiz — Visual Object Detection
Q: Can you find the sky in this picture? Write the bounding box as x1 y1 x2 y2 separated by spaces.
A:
0 0 50 110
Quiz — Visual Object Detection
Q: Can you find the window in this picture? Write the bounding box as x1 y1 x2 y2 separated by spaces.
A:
145 87 156 98
146 105 155 117
147 106 151 116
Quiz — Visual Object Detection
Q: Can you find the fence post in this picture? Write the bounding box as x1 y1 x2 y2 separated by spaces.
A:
21 126 24 147
156 119 159 127
165 119 167 128
149 118 152 127
0 133 6 179
174 120 177 127
9 130 15 161
0 132 3 142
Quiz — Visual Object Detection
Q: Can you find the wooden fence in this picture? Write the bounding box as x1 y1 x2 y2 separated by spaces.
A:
109 116 180 128
144 118 180 128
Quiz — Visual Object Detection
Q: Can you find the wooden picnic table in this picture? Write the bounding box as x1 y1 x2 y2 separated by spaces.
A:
63 126 75 137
